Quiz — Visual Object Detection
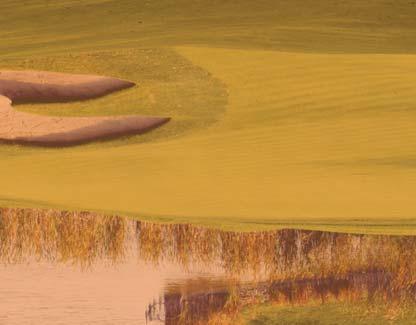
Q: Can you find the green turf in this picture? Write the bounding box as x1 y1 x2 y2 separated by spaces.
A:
2 0 416 56
1 0 416 234
240 303 416 325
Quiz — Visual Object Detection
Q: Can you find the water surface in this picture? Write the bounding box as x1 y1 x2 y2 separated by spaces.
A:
1 208 415 324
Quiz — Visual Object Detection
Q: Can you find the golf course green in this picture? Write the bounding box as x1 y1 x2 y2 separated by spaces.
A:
1 0 416 234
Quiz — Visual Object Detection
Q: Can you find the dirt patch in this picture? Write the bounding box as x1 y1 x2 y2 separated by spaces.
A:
0 70 170 146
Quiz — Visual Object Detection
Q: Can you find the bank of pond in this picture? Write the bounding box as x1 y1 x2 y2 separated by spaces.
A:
1 208 415 324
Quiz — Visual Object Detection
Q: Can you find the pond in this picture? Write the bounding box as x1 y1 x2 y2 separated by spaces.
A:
0 208 415 324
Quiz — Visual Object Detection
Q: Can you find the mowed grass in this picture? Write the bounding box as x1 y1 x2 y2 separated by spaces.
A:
239 303 416 324
1 0 416 233
2 0 416 56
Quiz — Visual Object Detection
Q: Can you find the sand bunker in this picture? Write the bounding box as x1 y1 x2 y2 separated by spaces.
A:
0 70 170 146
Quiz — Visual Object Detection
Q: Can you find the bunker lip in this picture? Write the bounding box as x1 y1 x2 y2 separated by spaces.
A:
0 70 170 147
0 70 136 103
0 113 171 147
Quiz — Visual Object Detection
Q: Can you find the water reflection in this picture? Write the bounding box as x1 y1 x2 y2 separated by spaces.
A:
1 208 416 324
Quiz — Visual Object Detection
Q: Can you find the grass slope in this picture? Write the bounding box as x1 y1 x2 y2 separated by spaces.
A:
0 0 416 233
2 0 416 56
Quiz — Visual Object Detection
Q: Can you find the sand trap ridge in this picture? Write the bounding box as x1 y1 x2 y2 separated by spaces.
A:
0 70 170 146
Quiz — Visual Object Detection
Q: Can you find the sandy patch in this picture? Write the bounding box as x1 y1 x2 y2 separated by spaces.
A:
0 70 136 103
0 71 170 146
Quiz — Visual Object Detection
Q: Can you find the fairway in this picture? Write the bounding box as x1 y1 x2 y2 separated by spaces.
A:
1 0 416 233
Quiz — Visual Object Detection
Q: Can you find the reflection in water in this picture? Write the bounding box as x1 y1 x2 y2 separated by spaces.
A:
1 208 416 323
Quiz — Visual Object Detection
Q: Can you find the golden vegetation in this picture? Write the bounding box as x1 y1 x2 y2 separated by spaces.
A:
0 208 128 266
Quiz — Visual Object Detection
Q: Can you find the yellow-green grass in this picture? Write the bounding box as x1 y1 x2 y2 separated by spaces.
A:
1 0 416 234
2 0 416 56
239 302 416 324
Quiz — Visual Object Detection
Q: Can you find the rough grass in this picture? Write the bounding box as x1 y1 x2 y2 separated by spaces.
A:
1 0 416 233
